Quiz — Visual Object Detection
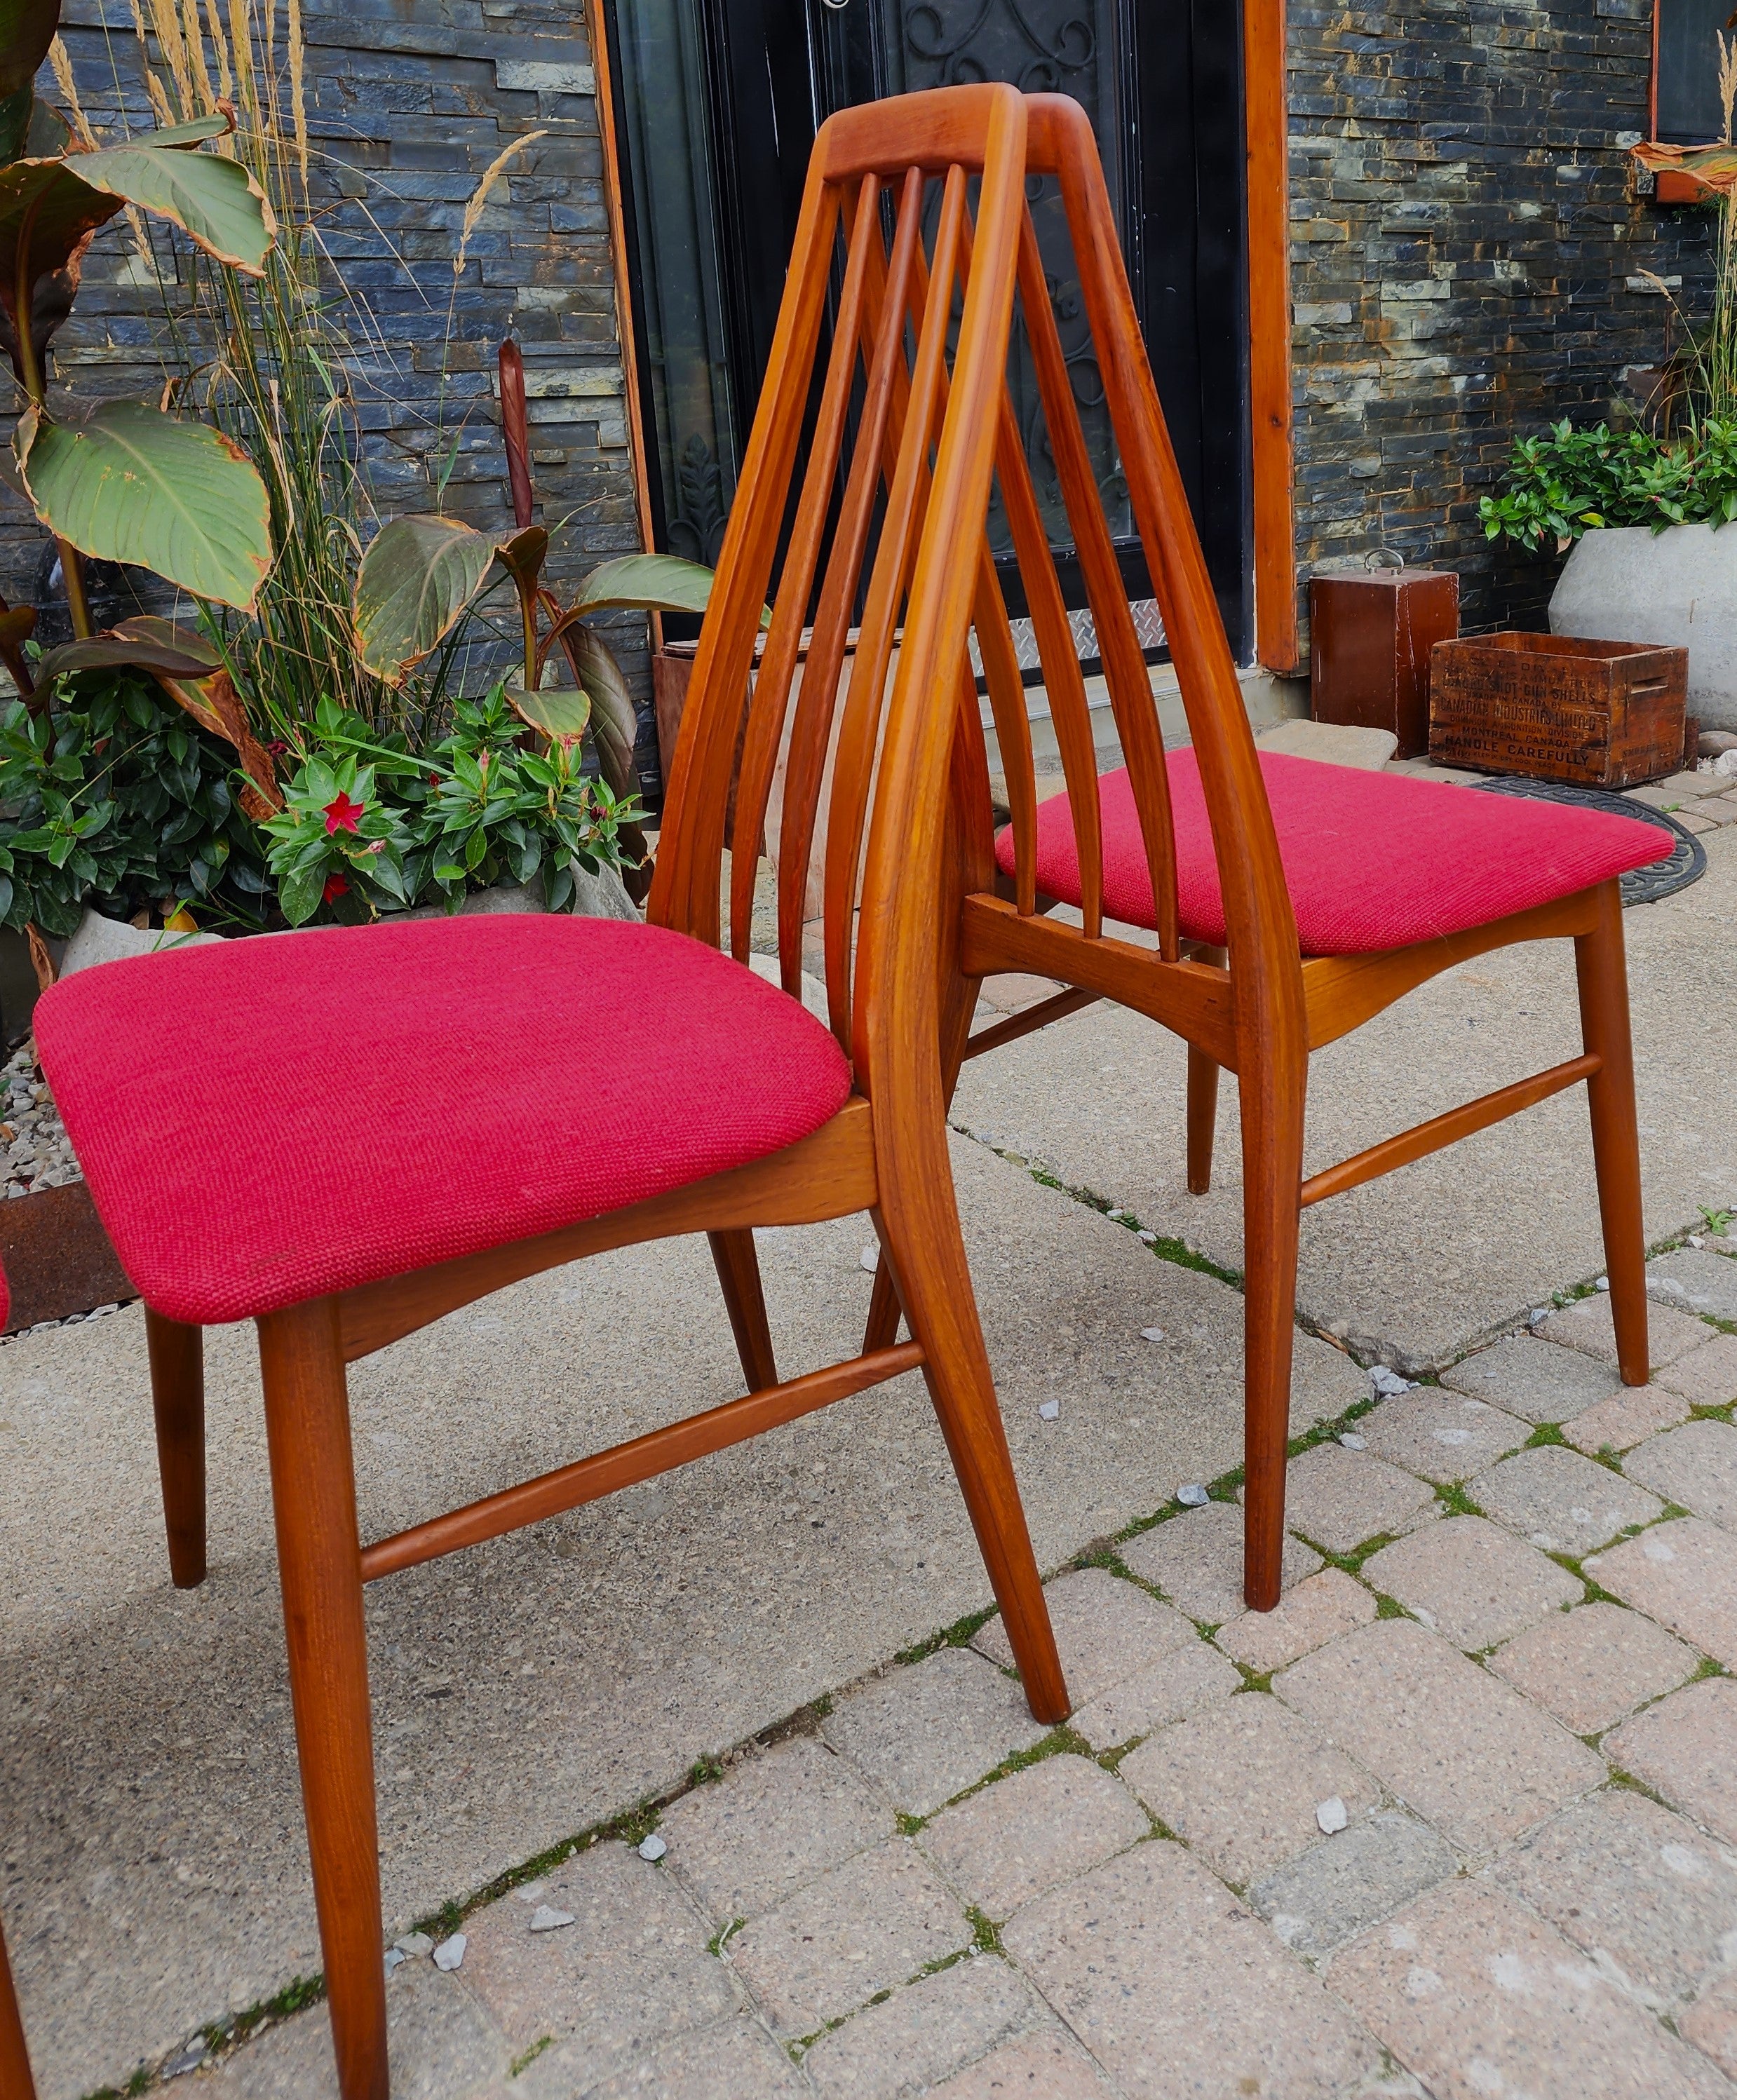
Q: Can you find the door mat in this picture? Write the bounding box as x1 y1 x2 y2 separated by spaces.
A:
1471 775 1707 906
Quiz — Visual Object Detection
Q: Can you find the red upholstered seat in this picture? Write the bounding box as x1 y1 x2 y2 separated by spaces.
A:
36 916 853 1328
995 751 1671 956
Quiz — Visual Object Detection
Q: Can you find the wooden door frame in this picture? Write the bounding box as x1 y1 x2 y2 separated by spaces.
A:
1245 0 1297 674
588 0 1300 675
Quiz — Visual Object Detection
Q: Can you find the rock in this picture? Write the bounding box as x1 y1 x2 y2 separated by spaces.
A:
637 1832 668 1863
163 2040 207 2078
1138 1230 1157 1243
1039 1398 1061 1421
1370 1366 1415 1397
432 1932 467 1970
1141 1327 1167 1343
1256 719 1398 770
384 1949 406 1974
394 1932 434 1957
528 1904 575 1932
59 908 222 980
1316 1796 1349 1836
860 1245 879 1274
1339 1434 1367 1451
569 860 642 923
1177 1484 1210 1508
1701 729 1737 759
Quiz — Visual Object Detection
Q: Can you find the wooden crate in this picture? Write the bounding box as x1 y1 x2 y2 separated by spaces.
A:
1428 632 1688 789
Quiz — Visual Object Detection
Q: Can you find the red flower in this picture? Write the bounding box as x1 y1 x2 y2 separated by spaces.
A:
323 872 349 903
323 790 366 834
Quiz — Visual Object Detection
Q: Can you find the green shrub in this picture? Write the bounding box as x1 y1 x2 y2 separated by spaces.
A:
1479 419 1737 553
0 672 271 935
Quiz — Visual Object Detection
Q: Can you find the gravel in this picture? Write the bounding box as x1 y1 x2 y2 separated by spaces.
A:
1 1042 81 1199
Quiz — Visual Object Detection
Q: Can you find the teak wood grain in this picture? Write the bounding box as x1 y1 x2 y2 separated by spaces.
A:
0 1915 34 2100
948 95 1649 1613
127 86 1069 2100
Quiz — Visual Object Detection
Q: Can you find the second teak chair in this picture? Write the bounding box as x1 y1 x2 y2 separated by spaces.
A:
865 94 1667 1613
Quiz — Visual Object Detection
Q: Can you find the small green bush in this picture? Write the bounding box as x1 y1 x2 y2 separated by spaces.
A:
1480 419 1737 553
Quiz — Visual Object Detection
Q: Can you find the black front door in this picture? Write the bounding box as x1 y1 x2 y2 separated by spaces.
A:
604 0 1250 658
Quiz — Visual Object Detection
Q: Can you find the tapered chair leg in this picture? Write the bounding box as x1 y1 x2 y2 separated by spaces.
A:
1186 1047 1220 1197
877 1190 1069 1725
1239 1046 1308 1612
257 1299 388 2100
707 1229 778 1392
0 1915 36 2100
863 1247 905 1353
146 1308 207 1588
1575 881 1649 1387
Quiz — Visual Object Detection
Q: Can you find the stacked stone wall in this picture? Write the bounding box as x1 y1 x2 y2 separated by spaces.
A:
1287 0 1716 644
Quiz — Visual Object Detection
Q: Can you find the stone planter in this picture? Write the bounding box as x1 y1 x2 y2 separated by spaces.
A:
1550 522 1737 731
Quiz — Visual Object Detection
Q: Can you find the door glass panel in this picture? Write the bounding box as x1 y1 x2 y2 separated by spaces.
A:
614 0 741 563
862 0 1133 555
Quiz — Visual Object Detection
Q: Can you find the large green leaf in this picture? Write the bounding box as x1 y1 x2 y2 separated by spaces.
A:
0 0 60 100
504 682 590 747
0 124 271 377
565 624 640 800
34 618 222 684
353 516 497 685
565 553 722 618
352 517 548 684
15 401 273 611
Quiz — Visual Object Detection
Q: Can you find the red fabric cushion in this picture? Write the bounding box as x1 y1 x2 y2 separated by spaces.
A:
994 751 1670 956
36 916 853 1327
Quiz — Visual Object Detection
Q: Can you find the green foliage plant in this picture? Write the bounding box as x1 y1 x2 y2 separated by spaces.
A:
0 667 271 933
259 689 640 928
1480 419 1737 553
1 0 276 648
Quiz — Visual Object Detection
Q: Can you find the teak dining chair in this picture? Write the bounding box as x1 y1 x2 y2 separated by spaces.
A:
36 83 1065 2100
853 95 1665 1614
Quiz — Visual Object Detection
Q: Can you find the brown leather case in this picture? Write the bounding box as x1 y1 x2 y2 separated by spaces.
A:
1309 568 1461 758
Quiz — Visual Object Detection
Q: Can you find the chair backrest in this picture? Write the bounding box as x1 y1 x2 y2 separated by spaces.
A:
649 83 1030 1095
989 95 1300 998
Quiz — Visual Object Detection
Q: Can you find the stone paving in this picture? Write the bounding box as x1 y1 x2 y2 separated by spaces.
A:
126 1234 1737 2100
4 803 1736 2100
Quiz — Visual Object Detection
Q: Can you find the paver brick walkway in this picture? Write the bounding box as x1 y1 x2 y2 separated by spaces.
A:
177 1250 1737 2099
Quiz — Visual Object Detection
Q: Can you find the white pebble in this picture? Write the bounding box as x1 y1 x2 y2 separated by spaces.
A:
384 1949 406 1974
1140 1327 1167 1344
860 1245 879 1274
529 1905 575 1932
1369 1366 1415 1397
1595 1276 1610 1292
637 1833 668 1862
1137 1230 1156 1244
394 1932 433 1956
1038 1397 1060 1421
1316 1796 1349 1836
1339 1433 1367 1450
163 2040 208 2078
1177 1484 1209 1508
1689 1236 1704 1250
433 1933 467 1972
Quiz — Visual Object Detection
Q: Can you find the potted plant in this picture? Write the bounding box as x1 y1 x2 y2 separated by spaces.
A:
1479 32 1737 733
